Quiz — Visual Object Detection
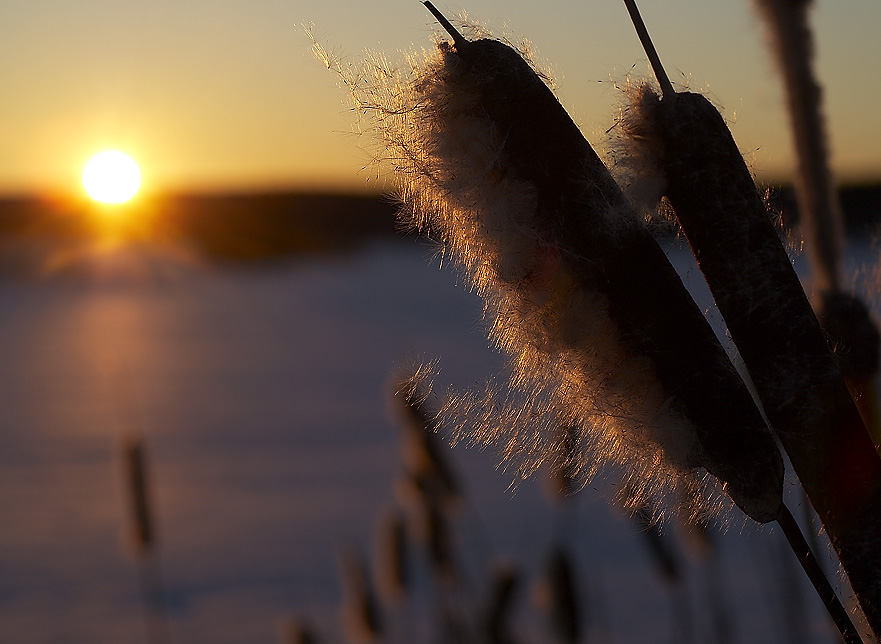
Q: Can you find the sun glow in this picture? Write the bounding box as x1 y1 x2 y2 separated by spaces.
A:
83 151 141 204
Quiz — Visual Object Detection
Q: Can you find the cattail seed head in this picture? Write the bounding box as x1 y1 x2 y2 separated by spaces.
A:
393 379 462 508
325 10 784 525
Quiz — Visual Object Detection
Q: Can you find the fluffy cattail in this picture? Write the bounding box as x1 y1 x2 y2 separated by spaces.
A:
537 545 582 644
320 2 785 525
619 1 881 637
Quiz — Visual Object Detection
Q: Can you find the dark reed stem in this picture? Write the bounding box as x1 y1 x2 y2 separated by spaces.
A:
422 1 467 49
776 505 863 644
622 0 674 98
125 437 154 552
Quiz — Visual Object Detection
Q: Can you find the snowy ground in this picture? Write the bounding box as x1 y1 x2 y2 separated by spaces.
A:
0 236 875 644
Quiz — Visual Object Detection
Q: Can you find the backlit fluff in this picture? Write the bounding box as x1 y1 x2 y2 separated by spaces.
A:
317 26 772 522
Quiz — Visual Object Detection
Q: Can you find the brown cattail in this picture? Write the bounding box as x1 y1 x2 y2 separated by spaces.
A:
122 434 171 644
347 2 785 526
319 0 786 524
123 434 155 553
620 1 881 637
815 292 881 445
751 0 844 295
339 548 383 644
540 546 582 644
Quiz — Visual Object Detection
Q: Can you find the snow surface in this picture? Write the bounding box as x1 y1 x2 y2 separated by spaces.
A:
0 236 874 644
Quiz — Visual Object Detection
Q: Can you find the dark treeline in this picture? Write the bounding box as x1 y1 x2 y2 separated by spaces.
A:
0 191 401 264
157 192 400 261
0 185 877 266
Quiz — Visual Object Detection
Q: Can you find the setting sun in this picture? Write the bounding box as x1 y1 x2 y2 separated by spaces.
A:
82 151 141 204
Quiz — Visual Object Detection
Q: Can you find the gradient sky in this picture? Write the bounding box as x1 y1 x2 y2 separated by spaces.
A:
2 0 880 197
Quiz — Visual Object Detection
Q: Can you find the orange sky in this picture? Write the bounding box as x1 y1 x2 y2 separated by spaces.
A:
2 0 880 197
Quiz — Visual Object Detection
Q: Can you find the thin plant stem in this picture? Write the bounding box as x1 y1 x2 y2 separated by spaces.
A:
622 0 674 98
776 504 863 644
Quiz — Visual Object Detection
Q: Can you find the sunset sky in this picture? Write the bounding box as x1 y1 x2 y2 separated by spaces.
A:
2 0 880 197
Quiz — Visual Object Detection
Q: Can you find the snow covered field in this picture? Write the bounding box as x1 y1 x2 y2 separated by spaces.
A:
0 237 875 643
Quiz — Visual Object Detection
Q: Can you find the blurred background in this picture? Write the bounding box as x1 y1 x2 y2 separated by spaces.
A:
2 1 881 643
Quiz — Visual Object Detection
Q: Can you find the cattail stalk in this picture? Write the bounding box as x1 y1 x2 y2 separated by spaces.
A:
122 435 171 644
752 0 881 445
621 1 881 638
